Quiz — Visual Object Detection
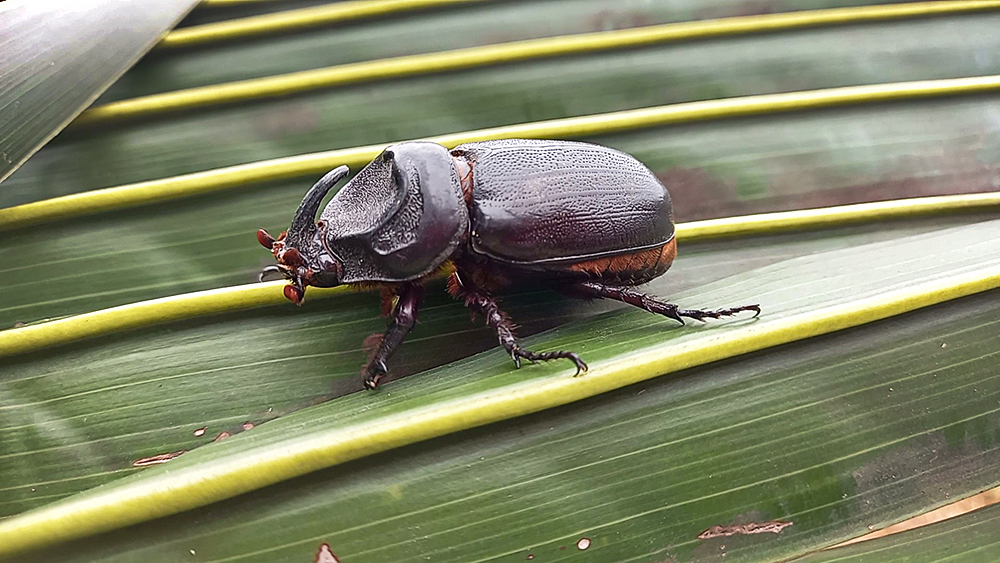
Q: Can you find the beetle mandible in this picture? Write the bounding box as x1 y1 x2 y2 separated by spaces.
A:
257 139 759 389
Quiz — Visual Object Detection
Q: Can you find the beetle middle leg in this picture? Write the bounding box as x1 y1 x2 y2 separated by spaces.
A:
362 282 425 389
448 272 588 375
567 281 760 324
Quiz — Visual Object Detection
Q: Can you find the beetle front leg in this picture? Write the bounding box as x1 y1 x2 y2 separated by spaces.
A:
362 283 425 389
448 273 588 375
567 281 760 323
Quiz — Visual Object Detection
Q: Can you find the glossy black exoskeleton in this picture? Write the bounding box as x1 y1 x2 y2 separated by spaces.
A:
258 139 758 388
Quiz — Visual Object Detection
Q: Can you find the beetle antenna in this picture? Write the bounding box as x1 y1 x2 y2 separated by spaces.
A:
258 265 285 282
288 165 349 242
256 229 276 249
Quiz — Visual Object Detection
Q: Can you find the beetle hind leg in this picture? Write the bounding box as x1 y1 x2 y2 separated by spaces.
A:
448 272 588 375
567 281 760 323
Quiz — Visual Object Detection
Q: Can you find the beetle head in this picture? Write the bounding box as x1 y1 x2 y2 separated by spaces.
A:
257 166 349 304
259 143 469 299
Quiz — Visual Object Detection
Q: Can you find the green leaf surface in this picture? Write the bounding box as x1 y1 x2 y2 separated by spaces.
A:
6 10 999 204
0 0 200 182
179 1 364 27
5 2 1000 560
177 0 921 29
104 0 935 100
798 502 1000 562
4 97 999 328
0 218 968 517
3 219 1000 560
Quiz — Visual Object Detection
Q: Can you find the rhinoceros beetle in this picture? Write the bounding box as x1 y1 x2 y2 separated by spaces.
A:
258 139 759 389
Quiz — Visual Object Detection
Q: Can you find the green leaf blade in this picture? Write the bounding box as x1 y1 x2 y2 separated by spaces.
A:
7 9 1000 204
4 2 1000 560
2 219 999 559
13 261 1000 562
4 95 999 327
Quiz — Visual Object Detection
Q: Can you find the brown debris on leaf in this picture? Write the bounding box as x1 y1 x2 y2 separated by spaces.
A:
131 450 187 467
315 543 340 563
698 520 793 539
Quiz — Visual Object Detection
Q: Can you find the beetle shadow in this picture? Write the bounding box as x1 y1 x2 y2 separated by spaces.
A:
364 283 603 389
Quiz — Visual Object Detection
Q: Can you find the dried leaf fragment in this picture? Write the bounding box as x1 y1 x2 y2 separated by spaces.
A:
698 520 793 539
315 543 340 563
131 450 187 467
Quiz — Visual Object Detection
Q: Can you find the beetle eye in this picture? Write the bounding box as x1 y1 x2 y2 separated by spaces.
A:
382 150 394 162
282 247 304 266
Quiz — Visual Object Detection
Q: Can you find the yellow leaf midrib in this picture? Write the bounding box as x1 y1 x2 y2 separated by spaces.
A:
77 0 1000 127
1 238 998 559
2 195 999 359
164 0 491 50
4 75 1000 232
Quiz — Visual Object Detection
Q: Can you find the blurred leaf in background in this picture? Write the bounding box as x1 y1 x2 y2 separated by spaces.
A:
0 0 201 182
1 0 1000 561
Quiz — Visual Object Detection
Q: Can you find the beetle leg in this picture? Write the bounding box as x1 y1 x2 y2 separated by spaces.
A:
449 273 588 375
568 281 760 323
362 283 424 389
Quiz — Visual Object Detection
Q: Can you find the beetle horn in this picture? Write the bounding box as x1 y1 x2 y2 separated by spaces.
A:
288 165 349 240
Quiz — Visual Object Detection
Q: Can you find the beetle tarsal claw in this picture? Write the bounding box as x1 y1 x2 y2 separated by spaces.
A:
663 306 685 325
674 303 761 322
363 360 388 390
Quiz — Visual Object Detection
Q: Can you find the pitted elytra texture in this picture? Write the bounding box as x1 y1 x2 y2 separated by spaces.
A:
460 139 673 264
